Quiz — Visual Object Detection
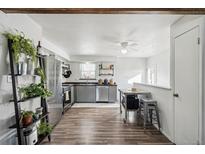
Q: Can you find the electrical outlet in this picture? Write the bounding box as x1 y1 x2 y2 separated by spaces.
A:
7 75 12 83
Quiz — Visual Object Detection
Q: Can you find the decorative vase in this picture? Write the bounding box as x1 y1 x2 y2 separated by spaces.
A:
16 62 23 75
27 58 34 75
22 62 27 75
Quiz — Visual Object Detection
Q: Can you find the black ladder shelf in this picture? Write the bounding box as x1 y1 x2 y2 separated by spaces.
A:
8 40 51 145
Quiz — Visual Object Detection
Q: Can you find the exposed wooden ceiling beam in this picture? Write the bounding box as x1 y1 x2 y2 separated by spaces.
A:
1 8 205 14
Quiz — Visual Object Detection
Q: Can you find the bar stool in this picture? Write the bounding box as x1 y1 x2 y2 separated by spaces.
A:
121 95 139 123
138 94 161 131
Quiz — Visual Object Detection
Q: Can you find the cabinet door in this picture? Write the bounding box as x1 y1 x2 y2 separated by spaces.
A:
108 86 117 102
75 86 84 102
75 86 96 102
85 86 96 102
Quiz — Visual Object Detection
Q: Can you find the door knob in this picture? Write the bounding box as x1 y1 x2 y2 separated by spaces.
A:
173 93 179 97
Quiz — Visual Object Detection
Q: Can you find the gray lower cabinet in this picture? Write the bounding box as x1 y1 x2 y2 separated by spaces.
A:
75 85 96 102
108 86 117 102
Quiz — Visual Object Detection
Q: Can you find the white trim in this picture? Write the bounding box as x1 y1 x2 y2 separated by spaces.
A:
134 82 171 90
153 123 173 143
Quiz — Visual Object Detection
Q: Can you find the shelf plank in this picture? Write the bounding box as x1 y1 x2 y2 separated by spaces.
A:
9 96 41 103
99 68 114 70
99 74 114 76
17 96 41 103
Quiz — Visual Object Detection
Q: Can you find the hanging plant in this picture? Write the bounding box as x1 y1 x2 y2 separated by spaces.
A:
3 31 37 63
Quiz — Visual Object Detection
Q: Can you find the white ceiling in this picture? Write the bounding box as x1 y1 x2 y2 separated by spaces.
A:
30 14 181 58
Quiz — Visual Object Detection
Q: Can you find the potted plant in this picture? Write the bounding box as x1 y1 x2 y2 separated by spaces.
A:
37 122 52 136
3 31 37 75
3 32 37 63
18 83 52 100
20 110 34 126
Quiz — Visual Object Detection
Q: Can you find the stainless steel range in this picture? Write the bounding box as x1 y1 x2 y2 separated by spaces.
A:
62 85 72 114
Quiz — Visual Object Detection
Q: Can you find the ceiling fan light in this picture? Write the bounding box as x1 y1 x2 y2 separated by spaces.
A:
121 48 127 54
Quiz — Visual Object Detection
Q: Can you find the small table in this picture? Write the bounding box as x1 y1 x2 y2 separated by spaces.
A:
118 88 151 123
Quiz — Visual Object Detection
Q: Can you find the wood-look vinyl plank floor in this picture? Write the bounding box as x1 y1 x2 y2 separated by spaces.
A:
42 107 172 145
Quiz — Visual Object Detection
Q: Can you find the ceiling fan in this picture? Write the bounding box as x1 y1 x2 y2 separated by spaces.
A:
102 29 139 54
120 41 138 54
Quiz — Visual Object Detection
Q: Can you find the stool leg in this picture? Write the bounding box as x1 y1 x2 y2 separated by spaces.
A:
155 105 160 131
143 103 147 129
120 92 122 114
124 96 128 123
149 109 153 125
138 102 141 117
138 104 141 119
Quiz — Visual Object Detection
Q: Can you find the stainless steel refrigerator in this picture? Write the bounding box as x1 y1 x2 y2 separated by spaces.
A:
45 55 62 126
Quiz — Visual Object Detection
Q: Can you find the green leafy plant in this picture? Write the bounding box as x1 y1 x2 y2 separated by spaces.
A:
21 110 34 118
20 110 34 126
37 122 52 136
35 67 46 82
18 83 52 99
3 32 37 63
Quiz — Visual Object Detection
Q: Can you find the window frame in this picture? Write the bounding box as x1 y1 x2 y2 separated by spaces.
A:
79 63 96 80
147 65 157 85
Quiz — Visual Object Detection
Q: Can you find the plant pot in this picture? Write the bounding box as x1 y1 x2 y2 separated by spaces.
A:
22 62 27 75
18 91 24 101
22 115 33 126
27 58 34 75
36 107 43 115
16 62 23 75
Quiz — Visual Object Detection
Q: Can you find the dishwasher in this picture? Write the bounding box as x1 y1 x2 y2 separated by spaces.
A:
96 86 109 102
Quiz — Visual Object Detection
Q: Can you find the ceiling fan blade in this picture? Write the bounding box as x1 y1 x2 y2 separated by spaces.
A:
127 46 139 52
129 42 138 46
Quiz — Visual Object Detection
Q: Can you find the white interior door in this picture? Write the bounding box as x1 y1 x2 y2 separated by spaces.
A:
174 26 199 145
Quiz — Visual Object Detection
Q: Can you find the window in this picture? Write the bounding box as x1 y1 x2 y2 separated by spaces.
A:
80 63 96 79
128 73 142 84
147 66 157 85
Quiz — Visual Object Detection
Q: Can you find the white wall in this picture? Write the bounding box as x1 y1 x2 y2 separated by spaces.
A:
67 57 146 90
0 12 43 144
42 38 70 60
134 16 205 144
133 52 173 143
146 51 170 88
0 12 69 144
115 57 146 90
134 83 174 141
